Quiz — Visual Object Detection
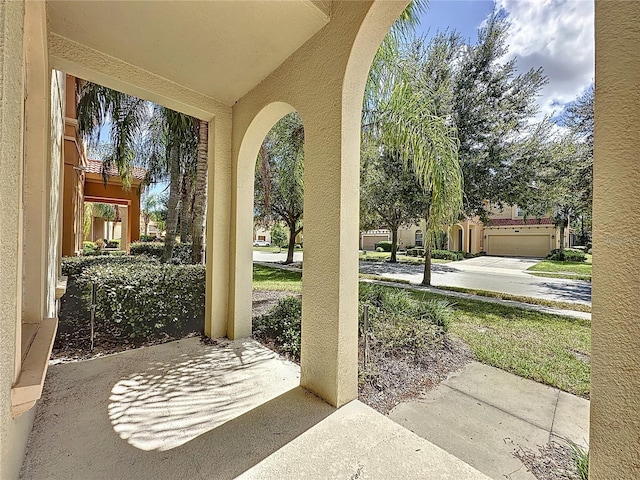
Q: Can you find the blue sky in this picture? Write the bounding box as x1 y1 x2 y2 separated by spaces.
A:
416 0 594 120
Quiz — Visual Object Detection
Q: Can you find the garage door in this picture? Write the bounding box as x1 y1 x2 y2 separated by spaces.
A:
487 235 551 257
361 234 388 251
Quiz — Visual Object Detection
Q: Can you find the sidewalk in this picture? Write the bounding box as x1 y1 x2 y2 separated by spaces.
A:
389 362 590 480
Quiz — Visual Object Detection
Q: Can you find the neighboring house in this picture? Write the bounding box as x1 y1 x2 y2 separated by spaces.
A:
83 158 145 251
61 74 144 255
253 224 303 245
361 204 570 258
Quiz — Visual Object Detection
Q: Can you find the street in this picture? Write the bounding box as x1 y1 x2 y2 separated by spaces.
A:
253 251 591 306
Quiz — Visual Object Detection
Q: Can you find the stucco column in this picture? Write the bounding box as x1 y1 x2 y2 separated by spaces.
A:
204 111 233 339
300 102 360 408
591 3 640 479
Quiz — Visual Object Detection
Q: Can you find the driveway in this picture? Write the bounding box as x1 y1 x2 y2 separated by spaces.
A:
359 256 591 305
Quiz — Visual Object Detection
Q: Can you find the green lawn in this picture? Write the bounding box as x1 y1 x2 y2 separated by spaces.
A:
253 264 591 397
359 251 451 264
411 289 590 397
253 264 302 291
527 254 592 279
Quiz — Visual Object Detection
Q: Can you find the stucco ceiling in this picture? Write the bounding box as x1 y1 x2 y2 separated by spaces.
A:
47 1 330 106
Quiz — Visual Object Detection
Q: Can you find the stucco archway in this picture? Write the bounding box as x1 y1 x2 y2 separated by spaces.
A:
228 101 299 340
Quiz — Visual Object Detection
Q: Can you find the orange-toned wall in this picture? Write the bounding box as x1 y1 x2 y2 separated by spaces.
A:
61 76 84 257
84 179 141 245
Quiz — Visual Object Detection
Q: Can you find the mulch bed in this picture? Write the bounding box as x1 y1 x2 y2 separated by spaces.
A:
515 442 585 480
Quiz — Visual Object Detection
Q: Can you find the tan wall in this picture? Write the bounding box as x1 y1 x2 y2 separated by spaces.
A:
0 2 27 477
591 3 640 478
1 2 63 478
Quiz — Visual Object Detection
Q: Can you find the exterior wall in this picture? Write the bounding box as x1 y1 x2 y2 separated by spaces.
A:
591 3 640 478
1 2 63 478
0 2 27 477
61 75 85 257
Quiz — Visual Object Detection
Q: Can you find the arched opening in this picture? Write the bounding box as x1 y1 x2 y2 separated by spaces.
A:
229 102 298 340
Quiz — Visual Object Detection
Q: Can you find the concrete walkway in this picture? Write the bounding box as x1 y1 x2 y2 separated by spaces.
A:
21 338 487 480
389 362 590 480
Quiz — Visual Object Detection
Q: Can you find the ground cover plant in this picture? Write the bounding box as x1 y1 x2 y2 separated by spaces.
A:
254 282 470 412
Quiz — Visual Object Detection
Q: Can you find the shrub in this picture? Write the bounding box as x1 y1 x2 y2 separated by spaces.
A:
77 262 205 340
431 249 463 261
254 297 302 360
546 248 586 262
139 235 155 242
252 284 454 364
375 247 384 252
83 241 98 256
62 255 159 278
106 239 120 249
375 241 392 252
130 242 193 264
95 238 105 250
406 247 425 257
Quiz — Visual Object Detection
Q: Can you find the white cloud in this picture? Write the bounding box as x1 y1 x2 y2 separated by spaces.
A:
495 0 594 119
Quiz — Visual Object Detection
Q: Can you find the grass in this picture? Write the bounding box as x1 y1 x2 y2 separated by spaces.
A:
433 286 591 313
359 251 451 264
527 254 592 280
410 288 591 397
252 264 302 292
253 264 591 397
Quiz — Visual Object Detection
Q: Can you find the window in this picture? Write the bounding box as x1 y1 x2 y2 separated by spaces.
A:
516 207 524 217
415 230 424 247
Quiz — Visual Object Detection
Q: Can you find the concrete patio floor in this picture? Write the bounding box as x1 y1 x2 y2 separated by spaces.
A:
20 338 487 479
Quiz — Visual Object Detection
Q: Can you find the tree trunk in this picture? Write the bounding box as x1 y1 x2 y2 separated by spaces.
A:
162 146 181 263
390 226 398 263
422 233 432 286
191 120 208 264
144 218 149 236
559 223 566 252
180 170 192 243
285 224 297 264
422 209 432 286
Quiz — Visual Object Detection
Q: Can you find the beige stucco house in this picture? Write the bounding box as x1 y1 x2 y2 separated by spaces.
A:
0 2 638 479
362 204 570 258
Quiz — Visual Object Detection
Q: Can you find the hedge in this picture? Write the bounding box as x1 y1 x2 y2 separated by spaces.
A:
405 248 464 261
375 241 392 252
546 248 587 262
129 242 193 264
77 262 205 339
62 255 159 278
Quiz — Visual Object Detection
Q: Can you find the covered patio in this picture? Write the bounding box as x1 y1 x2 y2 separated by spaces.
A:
20 338 485 479
1 1 639 479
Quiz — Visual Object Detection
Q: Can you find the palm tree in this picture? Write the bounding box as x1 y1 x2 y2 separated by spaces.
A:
77 82 149 190
191 120 208 264
144 105 197 262
362 3 463 285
